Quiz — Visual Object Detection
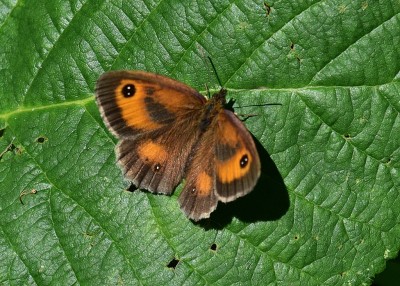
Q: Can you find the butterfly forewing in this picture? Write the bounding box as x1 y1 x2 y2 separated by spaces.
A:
214 111 260 202
95 71 205 138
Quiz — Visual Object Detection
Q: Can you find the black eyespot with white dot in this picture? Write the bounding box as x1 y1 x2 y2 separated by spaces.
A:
240 154 249 168
122 84 136 97
154 163 161 172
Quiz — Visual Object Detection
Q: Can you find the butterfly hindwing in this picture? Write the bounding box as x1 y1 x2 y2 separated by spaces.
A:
178 129 218 220
117 115 201 194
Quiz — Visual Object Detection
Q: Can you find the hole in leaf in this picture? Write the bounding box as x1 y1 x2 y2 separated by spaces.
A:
15 146 23 155
36 136 47 143
289 43 301 62
210 243 217 251
263 2 271 16
294 235 299 240
127 184 137 193
382 157 391 164
0 142 16 160
167 258 179 269
19 189 38 205
343 133 351 139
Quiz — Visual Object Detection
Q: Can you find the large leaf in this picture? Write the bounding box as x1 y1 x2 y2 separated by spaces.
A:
1 0 399 285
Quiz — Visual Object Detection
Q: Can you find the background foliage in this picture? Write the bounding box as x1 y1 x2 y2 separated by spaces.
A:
0 0 399 285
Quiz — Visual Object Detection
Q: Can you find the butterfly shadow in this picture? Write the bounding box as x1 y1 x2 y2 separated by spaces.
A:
198 136 290 230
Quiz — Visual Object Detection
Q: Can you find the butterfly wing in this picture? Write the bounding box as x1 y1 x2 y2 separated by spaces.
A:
95 71 205 194
96 71 206 138
178 129 218 220
179 110 260 221
214 111 260 202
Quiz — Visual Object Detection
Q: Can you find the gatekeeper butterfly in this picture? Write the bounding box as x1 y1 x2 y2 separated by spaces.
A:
95 71 260 221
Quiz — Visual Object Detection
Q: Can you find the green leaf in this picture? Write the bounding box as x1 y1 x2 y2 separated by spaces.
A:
1 0 399 285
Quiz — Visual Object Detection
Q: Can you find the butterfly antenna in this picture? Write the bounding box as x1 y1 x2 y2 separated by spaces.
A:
204 83 211 98
207 56 223 88
236 103 282 121
238 103 283 108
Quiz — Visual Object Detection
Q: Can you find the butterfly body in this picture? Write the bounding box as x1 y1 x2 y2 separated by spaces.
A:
96 70 260 220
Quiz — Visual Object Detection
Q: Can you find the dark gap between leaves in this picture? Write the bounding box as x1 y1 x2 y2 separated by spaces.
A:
0 128 5 137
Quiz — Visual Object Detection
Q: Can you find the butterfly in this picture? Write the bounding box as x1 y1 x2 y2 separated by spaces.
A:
95 70 260 221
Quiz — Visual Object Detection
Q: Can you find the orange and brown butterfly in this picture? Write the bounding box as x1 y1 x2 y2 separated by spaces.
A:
95 70 260 221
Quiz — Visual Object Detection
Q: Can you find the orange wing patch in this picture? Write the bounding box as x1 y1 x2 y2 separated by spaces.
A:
115 80 164 131
195 171 213 197
137 140 168 164
214 111 259 186
216 149 253 183
218 116 240 145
